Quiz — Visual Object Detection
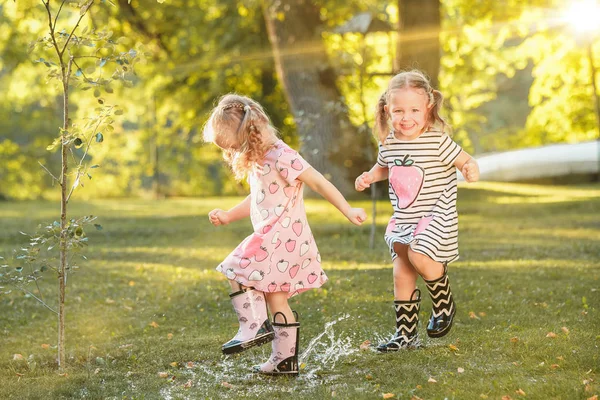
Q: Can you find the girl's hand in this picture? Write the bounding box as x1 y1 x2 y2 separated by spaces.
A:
346 208 367 226
208 209 231 226
461 159 480 183
355 172 374 191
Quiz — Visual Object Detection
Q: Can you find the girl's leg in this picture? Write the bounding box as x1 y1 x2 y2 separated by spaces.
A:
264 292 295 323
393 243 419 300
407 248 456 338
254 291 300 375
376 243 422 352
221 280 274 354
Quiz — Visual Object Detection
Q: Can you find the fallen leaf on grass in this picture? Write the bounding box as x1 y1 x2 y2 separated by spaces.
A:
128 281 135 286
557 356 564 361
170 362 178 367
515 388 526 396
448 344 459 352
167 333 173 340
561 326 570 334
551 364 560 369
366 374 373 380
183 380 192 388
150 321 159 328
478 312 487 317
510 337 519 343
221 381 234 389
501 396 513 400
428 377 437 383
185 362 195 369
457 367 465 373
158 372 169 378
382 394 395 399
12 354 24 361
58 373 68 377
416 385 422 389
587 396 598 400
546 332 557 338
94 368 101 375
469 311 480 319
411 396 423 400
360 340 371 351
41 344 50 349
15 373 24 377
480 395 488 399
512 362 519 366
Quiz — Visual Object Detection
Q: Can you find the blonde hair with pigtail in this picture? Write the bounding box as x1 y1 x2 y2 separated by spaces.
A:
374 70 448 145
203 94 278 180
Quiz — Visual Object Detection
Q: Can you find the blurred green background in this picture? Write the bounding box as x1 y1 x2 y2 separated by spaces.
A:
2 0 599 200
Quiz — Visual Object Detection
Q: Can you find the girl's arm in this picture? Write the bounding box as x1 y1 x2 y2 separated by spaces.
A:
355 164 388 191
208 194 251 226
297 168 367 226
454 151 480 183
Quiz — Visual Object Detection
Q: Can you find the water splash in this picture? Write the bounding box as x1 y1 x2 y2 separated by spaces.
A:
158 314 360 398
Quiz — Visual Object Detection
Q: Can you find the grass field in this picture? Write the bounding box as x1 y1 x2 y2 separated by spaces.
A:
0 182 599 399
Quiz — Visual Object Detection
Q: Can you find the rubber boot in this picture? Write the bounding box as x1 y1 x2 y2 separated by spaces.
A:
376 288 421 352
221 287 274 355
424 263 456 338
253 311 299 376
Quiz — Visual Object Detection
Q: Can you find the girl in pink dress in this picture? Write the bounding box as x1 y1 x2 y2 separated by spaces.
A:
204 94 367 375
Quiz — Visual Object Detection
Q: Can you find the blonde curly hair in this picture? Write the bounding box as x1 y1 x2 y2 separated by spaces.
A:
203 94 277 180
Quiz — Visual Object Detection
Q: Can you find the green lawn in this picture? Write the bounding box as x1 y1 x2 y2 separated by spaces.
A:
0 182 599 399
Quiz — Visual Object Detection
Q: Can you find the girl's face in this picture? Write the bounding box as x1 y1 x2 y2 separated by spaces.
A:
385 88 431 140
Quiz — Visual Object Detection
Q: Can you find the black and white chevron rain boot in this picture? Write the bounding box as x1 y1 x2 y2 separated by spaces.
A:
424 263 456 338
376 288 421 352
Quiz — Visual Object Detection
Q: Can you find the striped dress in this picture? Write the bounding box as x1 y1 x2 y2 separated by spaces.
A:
377 130 463 264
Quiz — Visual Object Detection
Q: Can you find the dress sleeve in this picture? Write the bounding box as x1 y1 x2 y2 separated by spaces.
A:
438 134 462 166
276 146 311 185
376 143 387 168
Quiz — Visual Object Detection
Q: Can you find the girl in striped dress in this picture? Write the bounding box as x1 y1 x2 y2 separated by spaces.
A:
355 70 480 351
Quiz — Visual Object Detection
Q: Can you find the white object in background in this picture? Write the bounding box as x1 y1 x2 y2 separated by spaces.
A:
458 141 599 182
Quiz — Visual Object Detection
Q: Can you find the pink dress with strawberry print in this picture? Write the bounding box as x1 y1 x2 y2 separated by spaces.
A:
377 130 463 264
216 140 326 298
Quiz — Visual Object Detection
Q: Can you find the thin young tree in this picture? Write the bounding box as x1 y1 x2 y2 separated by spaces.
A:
0 0 143 369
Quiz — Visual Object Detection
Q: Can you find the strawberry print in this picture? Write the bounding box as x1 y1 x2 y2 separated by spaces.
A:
389 154 424 209
301 258 311 269
290 159 303 171
248 270 264 281
285 239 296 252
260 209 269 220
292 220 303 236
299 241 309 257
239 257 251 269
289 264 300 279
226 268 236 280
257 189 265 204
214 140 327 298
262 163 271 176
255 246 268 262
276 259 289 273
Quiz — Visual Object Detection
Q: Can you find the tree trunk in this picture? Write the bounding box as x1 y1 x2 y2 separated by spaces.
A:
262 0 368 196
58 58 73 370
396 0 441 88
